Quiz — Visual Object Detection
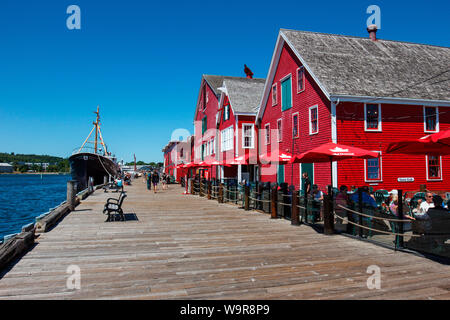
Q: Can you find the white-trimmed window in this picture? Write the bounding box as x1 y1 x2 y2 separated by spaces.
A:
297 66 305 93
309 105 318 135
365 151 382 182
424 106 439 133
221 126 233 152
426 155 442 181
211 137 215 155
292 113 299 138
364 103 381 131
242 124 254 149
277 119 282 142
272 84 277 106
223 104 230 121
265 123 270 145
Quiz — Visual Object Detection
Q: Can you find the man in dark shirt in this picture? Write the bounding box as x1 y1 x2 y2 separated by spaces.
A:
302 172 311 195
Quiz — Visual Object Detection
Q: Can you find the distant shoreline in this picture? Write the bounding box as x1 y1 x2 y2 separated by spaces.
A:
0 172 70 175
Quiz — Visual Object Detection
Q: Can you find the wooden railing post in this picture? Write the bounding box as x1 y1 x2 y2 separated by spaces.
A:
189 178 194 195
67 180 77 211
323 185 335 235
199 180 204 197
271 187 278 219
207 180 212 200
397 189 404 248
244 185 250 210
291 189 299 225
358 187 363 237
304 193 308 224
218 183 224 203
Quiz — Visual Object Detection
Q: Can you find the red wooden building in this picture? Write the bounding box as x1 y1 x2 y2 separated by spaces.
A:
256 28 450 192
216 76 265 182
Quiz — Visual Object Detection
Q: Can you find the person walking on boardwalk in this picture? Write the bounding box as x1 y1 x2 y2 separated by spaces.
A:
151 170 160 193
146 171 152 190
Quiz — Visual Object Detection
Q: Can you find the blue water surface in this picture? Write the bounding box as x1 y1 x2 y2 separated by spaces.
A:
0 174 71 241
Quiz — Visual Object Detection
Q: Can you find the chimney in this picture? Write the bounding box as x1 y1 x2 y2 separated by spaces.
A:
367 24 378 41
244 64 253 79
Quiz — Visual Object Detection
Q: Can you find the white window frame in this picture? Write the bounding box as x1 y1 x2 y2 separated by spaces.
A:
280 73 293 111
309 105 319 135
265 123 270 145
211 137 215 155
242 123 255 149
364 151 383 183
292 112 299 139
224 105 230 121
364 103 382 132
221 126 233 152
423 106 439 133
296 66 305 93
272 83 278 106
277 118 282 142
426 155 443 181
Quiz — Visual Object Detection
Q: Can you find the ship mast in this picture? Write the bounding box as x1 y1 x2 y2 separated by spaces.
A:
77 105 109 156
94 106 100 154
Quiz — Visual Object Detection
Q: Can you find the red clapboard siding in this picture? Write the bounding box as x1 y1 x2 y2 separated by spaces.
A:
259 43 331 190
336 102 450 192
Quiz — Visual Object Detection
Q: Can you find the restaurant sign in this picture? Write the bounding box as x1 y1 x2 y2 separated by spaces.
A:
397 177 414 182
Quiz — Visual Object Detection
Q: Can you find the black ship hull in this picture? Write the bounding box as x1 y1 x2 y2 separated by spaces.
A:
69 152 120 192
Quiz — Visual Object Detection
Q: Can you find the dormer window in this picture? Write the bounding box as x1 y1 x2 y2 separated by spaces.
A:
297 67 305 93
272 84 277 106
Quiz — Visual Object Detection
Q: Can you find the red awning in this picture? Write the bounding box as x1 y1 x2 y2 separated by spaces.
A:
260 152 293 164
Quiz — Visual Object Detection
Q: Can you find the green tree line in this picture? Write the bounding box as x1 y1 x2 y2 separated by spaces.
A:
0 152 70 173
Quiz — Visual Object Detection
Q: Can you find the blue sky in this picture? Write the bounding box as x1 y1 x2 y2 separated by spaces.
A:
0 0 449 163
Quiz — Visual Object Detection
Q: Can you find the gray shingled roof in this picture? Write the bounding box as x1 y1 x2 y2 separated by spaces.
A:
281 29 450 101
224 77 266 114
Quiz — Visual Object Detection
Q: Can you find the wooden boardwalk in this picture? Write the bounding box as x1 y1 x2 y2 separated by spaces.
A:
1 180 450 300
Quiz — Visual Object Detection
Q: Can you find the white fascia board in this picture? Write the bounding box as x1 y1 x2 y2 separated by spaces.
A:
256 33 285 122
331 94 450 107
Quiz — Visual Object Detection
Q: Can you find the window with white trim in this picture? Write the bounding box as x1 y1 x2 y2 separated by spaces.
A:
265 123 270 145
297 67 305 93
277 119 282 142
424 106 439 133
365 152 382 181
272 84 277 106
427 155 442 180
292 113 299 138
309 105 318 134
221 126 233 152
223 104 230 121
242 124 254 149
211 137 215 155
364 104 381 131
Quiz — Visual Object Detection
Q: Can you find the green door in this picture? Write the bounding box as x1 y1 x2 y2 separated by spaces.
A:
281 77 292 111
301 163 314 189
277 164 285 184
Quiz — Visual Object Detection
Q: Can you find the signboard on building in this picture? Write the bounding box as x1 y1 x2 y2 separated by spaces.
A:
398 177 414 182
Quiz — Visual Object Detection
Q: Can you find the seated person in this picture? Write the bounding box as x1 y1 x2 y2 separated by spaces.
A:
350 186 377 208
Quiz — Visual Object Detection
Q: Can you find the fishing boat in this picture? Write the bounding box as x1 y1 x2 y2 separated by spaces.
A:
69 106 120 191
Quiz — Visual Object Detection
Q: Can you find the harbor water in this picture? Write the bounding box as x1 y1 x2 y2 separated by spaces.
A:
0 174 71 241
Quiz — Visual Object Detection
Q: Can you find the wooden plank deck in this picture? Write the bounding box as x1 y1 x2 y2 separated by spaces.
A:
0 180 449 300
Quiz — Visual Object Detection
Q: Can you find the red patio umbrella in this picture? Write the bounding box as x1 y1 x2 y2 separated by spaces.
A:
226 153 259 165
260 151 293 165
208 160 232 167
385 132 450 155
290 142 380 186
